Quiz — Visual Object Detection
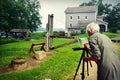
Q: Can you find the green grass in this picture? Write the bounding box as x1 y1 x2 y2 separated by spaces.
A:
102 32 119 38
0 38 45 67
31 32 46 39
0 38 81 80
0 32 120 80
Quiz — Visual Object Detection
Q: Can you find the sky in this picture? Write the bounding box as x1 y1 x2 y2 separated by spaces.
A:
40 0 120 29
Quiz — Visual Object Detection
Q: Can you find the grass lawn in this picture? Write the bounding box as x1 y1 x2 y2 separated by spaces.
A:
0 38 81 80
0 32 120 80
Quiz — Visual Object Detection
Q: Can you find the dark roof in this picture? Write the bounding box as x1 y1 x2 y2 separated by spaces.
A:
10 29 31 33
78 19 108 27
79 20 94 27
65 6 98 13
96 19 108 24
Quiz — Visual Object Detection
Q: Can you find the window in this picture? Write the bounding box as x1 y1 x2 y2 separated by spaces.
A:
85 16 88 20
78 16 80 20
70 24 72 27
70 16 72 19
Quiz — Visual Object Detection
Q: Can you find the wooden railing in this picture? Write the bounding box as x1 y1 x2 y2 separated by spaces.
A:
29 43 45 54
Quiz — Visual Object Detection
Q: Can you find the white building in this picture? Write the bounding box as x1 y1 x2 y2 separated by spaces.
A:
64 6 108 36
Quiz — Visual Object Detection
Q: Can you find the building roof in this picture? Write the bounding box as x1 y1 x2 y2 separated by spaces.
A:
78 19 108 27
96 19 108 25
10 29 31 33
65 6 98 13
66 19 108 28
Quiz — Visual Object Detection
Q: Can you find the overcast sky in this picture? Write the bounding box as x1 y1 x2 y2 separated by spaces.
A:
40 0 120 29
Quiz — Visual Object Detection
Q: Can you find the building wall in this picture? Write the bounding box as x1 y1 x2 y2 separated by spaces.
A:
65 12 97 33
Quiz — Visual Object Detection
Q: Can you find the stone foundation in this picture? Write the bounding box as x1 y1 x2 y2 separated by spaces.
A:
34 51 47 60
10 57 28 70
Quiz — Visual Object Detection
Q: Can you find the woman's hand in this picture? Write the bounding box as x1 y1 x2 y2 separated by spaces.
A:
83 57 90 62
83 56 99 62
84 43 91 51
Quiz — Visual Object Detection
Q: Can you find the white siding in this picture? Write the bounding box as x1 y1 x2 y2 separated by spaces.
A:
65 6 107 36
65 12 96 29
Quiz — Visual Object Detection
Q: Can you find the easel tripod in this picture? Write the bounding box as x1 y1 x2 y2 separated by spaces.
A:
72 47 92 80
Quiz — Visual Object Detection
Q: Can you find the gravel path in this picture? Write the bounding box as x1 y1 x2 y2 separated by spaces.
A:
75 61 97 80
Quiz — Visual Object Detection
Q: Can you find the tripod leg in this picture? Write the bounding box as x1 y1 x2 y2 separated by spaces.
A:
81 50 85 80
88 52 92 67
86 61 89 76
81 60 85 80
89 61 92 67
86 51 89 76
73 50 84 80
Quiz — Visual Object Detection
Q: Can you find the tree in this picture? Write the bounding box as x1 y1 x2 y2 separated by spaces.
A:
80 0 97 6
25 0 42 31
98 3 112 16
0 0 14 37
80 0 112 17
105 3 120 32
79 0 120 33
0 0 41 37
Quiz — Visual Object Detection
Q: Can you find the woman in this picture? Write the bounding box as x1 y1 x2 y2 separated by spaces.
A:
83 22 120 80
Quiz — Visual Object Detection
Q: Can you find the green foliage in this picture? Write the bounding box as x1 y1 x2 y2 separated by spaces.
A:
0 0 41 33
31 32 46 39
26 0 42 31
105 3 120 33
98 3 112 16
25 32 32 41
0 38 18 45
53 31 65 37
81 28 86 34
0 32 46 45
80 0 112 17
80 0 97 6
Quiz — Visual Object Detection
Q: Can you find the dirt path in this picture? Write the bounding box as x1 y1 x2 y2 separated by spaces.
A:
0 57 41 74
0 51 54 74
75 61 97 80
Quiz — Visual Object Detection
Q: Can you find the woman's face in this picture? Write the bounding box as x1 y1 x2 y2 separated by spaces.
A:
87 31 92 36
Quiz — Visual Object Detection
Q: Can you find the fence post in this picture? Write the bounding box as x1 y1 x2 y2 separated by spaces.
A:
46 14 54 51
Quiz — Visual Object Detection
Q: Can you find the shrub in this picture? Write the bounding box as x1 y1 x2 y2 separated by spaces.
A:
31 32 46 39
0 38 18 44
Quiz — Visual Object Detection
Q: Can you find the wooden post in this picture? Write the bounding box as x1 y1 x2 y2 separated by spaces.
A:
46 23 49 51
46 14 54 51
49 14 54 48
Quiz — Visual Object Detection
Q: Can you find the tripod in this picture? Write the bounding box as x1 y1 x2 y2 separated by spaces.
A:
72 47 92 80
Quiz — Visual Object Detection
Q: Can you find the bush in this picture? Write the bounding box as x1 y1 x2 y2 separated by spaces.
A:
0 38 18 44
53 31 65 37
81 28 86 34
31 32 46 39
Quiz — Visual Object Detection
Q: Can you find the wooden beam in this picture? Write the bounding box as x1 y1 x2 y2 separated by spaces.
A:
50 40 77 50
